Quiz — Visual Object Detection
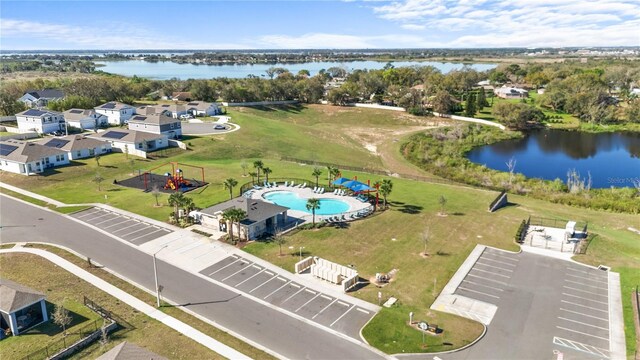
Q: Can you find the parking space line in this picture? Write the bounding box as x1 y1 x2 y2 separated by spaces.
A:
560 300 608 313
462 279 504 292
330 305 355 327
304 289 316 294
111 222 142 234
566 267 607 279
458 286 500 299
263 280 291 299
562 293 608 305
466 273 509 285
320 295 332 300
483 251 519 262
565 279 607 290
94 216 120 225
337 301 349 307
558 317 609 331
129 228 165 242
221 261 254 281
556 326 609 341
291 283 300 288
264 270 274 276
312 299 338 319
295 293 321 312
469 267 511 278
248 274 279 293
478 257 517 267
475 261 514 272
74 210 100 218
234 268 266 287
553 337 610 359
83 212 113 221
356 308 370 314
562 286 608 298
102 219 132 229
120 226 154 238
281 286 307 304
566 273 608 285
209 258 242 276
560 308 609 322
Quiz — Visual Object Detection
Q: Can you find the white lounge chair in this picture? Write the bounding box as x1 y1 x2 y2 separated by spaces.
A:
301 182 307 188
333 189 338 195
320 188 325 194
273 182 277 187
290 181 295 187
284 181 288 187
312 186 318 193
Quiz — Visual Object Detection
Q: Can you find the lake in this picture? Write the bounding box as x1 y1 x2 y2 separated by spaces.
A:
466 129 640 188
93 60 496 80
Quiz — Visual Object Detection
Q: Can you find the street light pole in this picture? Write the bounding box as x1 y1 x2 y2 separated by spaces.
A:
153 245 168 308
299 246 305 261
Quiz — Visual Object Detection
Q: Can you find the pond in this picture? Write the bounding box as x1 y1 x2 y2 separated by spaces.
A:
93 60 496 80
466 129 640 188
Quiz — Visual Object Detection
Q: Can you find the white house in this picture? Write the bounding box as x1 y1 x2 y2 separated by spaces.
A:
15 109 65 134
94 102 135 125
62 109 108 130
154 104 188 119
35 135 112 160
184 101 220 117
88 129 168 158
18 89 64 108
127 113 182 139
0 139 69 175
494 86 528 99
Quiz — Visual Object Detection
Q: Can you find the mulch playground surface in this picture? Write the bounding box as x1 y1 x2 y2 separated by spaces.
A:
116 173 208 193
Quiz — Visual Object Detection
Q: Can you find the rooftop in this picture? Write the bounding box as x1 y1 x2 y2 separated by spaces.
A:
89 129 165 144
0 278 46 314
36 135 107 152
96 102 134 111
24 89 64 100
0 139 67 163
96 341 168 360
201 198 288 225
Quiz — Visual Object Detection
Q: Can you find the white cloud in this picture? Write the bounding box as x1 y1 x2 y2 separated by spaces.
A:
0 19 247 50
257 33 441 49
401 24 426 30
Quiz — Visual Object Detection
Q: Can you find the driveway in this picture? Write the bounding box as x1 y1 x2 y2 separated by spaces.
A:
182 122 236 135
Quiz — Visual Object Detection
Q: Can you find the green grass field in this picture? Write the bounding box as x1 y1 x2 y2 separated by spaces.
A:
1 104 638 355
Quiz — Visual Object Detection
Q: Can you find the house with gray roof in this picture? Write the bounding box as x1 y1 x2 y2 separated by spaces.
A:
35 134 112 160
184 101 220 117
18 89 65 108
97 341 167 360
95 102 135 125
16 109 65 134
88 129 168 158
0 139 69 175
153 103 188 119
127 114 182 139
193 198 289 240
494 85 528 99
63 109 108 130
0 278 48 337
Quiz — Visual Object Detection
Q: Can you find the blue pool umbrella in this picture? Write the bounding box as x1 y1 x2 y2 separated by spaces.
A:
341 180 360 189
351 183 374 192
332 177 351 186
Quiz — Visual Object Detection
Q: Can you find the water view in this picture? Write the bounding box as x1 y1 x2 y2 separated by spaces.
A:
466 129 640 188
94 60 496 79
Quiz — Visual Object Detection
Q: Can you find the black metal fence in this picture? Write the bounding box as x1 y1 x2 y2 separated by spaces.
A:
528 216 588 232
21 318 103 360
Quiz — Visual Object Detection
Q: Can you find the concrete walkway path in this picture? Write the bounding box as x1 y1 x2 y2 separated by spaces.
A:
0 246 251 360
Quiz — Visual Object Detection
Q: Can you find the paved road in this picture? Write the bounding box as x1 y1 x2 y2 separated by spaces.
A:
182 122 233 135
0 195 383 360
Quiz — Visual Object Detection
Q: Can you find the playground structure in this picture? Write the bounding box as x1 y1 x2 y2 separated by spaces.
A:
116 162 207 193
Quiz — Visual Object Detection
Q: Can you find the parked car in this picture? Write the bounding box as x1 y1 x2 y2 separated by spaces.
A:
180 114 193 120
214 124 226 130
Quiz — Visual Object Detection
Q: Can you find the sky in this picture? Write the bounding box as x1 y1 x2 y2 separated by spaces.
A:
1 0 639 50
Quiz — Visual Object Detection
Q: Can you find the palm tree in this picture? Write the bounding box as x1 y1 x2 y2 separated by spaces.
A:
168 192 187 219
262 167 272 182
378 179 393 209
326 166 335 182
253 160 264 183
312 167 322 188
223 178 238 200
222 208 247 243
249 171 257 184
306 198 321 226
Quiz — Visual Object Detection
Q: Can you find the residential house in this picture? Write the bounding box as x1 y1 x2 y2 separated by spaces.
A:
0 139 69 175
96 341 168 360
36 135 112 160
63 109 108 130
154 103 188 119
127 113 182 139
18 89 64 108
94 102 135 125
15 109 65 134
494 85 528 99
192 198 288 240
184 101 220 117
88 129 168 158
171 92 192 101
135 105 170 116
0 279 48 337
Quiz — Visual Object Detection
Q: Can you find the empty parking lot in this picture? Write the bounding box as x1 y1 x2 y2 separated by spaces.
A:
200 255 375 340
440 247 623 360
71 207 172 245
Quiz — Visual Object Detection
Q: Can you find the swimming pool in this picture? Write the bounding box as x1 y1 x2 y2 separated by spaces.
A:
262 190 350 215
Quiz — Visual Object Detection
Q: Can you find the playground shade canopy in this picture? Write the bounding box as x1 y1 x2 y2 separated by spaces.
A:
332 177 351 186
338 180 375 192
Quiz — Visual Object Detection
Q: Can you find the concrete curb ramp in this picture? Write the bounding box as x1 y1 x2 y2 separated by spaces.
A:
430 245 498 325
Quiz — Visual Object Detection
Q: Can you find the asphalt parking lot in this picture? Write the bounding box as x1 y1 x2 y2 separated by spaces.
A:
442 247 620 360
200 255 375 340
71 207 172 245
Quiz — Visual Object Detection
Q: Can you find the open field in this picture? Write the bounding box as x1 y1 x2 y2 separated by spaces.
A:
1 104 638 355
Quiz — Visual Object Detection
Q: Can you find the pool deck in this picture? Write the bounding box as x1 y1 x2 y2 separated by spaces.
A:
247 184 373 223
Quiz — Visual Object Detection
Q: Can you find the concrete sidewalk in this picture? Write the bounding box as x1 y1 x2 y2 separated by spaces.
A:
0 246 251 360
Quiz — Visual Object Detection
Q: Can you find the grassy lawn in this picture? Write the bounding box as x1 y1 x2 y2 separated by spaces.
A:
0 248 275 360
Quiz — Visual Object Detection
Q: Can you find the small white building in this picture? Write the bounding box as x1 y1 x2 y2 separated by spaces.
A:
154 103 188 119
62 109 108 130
88 129 168 158
35 135 112 160
494 86 528 99
18 89 64 108
127 113 182 139
94 102 135 126
0 139 69 175
15 109 65 134
185 101 220 117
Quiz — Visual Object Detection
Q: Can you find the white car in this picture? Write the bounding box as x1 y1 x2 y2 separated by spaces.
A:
180 114 193 120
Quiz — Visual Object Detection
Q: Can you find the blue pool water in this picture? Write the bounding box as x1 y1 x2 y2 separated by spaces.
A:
263 191 350 215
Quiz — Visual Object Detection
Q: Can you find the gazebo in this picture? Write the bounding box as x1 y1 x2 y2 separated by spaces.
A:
0 279 48 336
